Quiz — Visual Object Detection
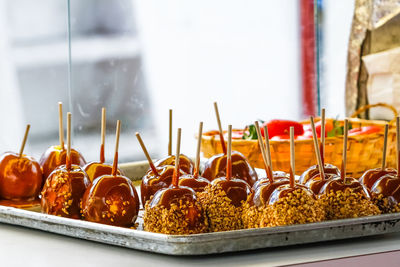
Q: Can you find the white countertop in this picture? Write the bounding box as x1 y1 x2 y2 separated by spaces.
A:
2 223 400 267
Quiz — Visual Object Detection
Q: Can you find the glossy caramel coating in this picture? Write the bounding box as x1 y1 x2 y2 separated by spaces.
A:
211 177 251 207
178 174 211 192
154 154 194 174
268 184 315 205
371 174 400 204
144 186 207 234
319 177 370 199
299 164 340 185
252 171 289 190
83 162 124 183
40 145 86 179
41 164 90 219
359 168 397 190
140 165 184 205
0 152 43 200
81 175 140 227
252 178 290 207
202 151 258 187
305 173 340 195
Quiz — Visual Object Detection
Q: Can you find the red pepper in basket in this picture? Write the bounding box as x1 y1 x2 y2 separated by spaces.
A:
261 120 304 138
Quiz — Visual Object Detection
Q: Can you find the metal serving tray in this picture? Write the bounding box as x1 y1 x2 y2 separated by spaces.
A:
0 161 400 255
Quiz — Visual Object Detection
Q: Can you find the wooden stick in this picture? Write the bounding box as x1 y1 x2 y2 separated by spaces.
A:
100 107 106 163
194 122 203 178
341 119 349 180
172 128 182 187
168 109 172 156
397 117 400 175
214 102 227 154
19 124 31 157
66 112 72 170
310 117 325 179
255 122 273 182
263 125 273 173
135 132 159 176
112 120 121 176
58 102 64 149
381 124 389 170
320 108 326 165
289 127 295 188
226 125 232 180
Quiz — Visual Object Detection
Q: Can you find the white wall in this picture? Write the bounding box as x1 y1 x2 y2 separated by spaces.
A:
134 0 301 155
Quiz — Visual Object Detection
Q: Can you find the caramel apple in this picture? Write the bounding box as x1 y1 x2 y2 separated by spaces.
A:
81 121 140 227
360 167 397 190
83 108 123 182
261 127 325 227
40 103 86 179
0 125 43 201
144 128 208 234
202 102 257 186
136 132 184 205
41 113 90 219
199 125 251 232
299 164 340 185
202 151 258 187
177 122 210 192
367 119 400 213
154 154 194 174
318 120 380 219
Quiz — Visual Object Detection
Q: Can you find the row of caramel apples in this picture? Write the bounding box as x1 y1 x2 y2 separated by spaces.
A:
0 102 399 234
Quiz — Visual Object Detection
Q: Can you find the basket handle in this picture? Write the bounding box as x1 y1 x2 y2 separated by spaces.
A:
350 103 398 123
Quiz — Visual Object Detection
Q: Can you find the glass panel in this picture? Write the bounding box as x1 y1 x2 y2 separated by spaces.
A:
0 0 69 159
68 0 309 162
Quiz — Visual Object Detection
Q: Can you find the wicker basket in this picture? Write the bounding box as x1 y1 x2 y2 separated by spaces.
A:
200 103 398 178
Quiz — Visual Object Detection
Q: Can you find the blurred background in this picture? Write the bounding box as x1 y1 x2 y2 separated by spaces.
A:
0 0 354 162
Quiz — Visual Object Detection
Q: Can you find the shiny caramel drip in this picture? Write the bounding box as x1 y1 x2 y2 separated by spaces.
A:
319 177 370 199
0 152 43 201
202 151 258 187
140 165 184 205
305 173 340 195
299 164 340 185
41 164 90 219
81 175 140 227
178 174 210 192
211 177 251 207
252 178 290 207
154 154 194 174
359 168 397 190
39 145 86 179
83 162 124 183
252 171 289 190
371 174 400 204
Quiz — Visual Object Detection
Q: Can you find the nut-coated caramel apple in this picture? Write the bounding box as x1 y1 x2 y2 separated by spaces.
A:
41 112 90 219
202 151 258 187
370 173 400 213
81 174 139 227
199 125 251 232
319 176 372 199
40 145 86 179
154 154 194 174
144 128 207 234
0 152 43 200
41 164 90 218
